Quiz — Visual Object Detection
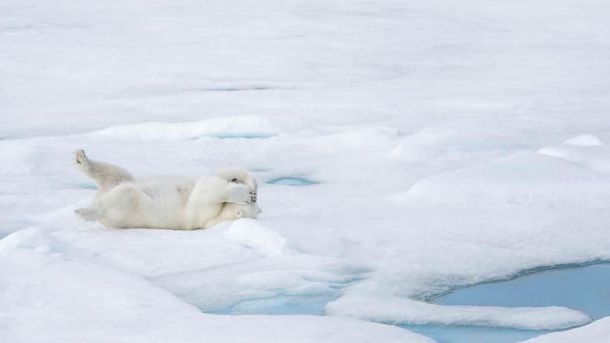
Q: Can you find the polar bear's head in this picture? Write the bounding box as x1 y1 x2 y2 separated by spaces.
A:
215 167 262 219
225 201 262 219
204 200 262 229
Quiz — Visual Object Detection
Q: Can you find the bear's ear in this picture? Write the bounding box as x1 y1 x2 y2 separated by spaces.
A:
235 209 243 218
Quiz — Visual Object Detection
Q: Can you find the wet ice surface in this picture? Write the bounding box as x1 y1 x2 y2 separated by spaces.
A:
72 182 97 190
198 133 276 140
211 293 337 315
403 324 549 343
195 262 610 342
267 177 319 186
201 262 610 342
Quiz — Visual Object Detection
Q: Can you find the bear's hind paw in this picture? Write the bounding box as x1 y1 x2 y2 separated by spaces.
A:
75 207 98 221
75 149 90 169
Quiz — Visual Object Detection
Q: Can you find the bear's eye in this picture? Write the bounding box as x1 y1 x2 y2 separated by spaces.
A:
230 178 239 183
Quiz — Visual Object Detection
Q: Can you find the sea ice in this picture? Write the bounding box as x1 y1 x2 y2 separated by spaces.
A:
3 0 610 341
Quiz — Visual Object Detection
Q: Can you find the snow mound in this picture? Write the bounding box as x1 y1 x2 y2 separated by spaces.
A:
524 317 610 342
538 135 610 173
391 127 516 163
223 219 290 257
0 228 62 253
0 142 69 175
85 116 303 141
563 134 604 147
306 127 398 154
326 294 591 330
0 236 210 343
405 152 610 206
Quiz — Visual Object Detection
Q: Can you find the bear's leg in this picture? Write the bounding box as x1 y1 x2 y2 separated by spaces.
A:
95 184 156 228
225 182 257 203
75 149 135 193
194 177 253 204
75 207 99 221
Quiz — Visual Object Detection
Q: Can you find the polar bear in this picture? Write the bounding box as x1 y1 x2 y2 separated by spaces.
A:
74 149 261 230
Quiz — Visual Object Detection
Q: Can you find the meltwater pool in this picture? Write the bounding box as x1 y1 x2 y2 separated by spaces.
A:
406 262 610 343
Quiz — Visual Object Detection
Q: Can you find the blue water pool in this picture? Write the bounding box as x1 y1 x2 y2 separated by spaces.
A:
438 262 610 320
406 262 610 343
267 177 319 186
403 324 550 343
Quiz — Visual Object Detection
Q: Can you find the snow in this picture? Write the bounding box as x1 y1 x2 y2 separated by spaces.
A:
525 317 610 343
326 294 591 330
0 231 429 343
562 135 605 147
223 219 289 256
538 135 610 173
87 116 300 141
405 151 610 206
3 0 610 342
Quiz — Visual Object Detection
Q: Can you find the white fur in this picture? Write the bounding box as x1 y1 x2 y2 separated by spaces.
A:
74 150 261 229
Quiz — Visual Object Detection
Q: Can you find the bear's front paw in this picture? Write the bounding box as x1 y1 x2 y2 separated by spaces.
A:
226 183 252 204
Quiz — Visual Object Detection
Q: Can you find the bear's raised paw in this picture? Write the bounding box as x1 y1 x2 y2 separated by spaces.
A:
75 149 89 169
